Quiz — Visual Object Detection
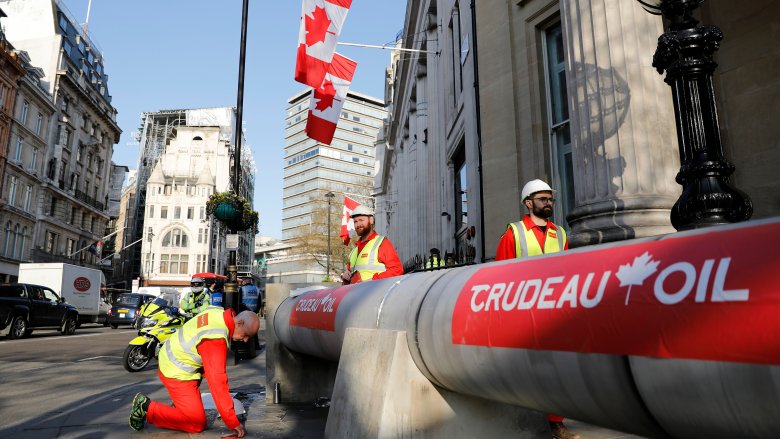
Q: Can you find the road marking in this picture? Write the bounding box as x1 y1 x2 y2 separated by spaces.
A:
77 355 123 362
0 330 136 344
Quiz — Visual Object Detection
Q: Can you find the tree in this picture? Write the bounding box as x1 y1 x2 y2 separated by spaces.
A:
290 185 373 281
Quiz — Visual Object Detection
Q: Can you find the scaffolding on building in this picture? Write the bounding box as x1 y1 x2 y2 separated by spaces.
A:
128 108 256 283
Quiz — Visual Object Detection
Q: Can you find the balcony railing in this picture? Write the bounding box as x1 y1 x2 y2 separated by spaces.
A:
74 189 104 211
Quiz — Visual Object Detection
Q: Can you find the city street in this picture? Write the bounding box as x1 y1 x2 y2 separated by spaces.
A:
0 325 329 438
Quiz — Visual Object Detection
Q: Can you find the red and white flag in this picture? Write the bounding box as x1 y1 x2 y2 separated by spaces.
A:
295 0 353 89
340 195 360 245
305 53 357 145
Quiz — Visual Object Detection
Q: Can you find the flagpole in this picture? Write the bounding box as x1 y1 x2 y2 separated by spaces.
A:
67 227 125 258
99 238 143 264
337 42 438 55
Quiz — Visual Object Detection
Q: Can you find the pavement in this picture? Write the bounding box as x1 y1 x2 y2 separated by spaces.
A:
0 325 643 439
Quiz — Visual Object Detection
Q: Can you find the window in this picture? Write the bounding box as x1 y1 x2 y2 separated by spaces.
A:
20 101 29 124
161 206 168 219
70 173 79 191
347 144 353 151
449 3 463 105
35 113 43 135
8 176 18 206
14 136 23 161
58 14 69 32
45 231 57 253
174 206 181 219
160 254 189 274
66 238 75 257
198 228 206 244
61 97 69 113
49 197 57 217
454 145 468 230
76 144 83 161
196 254 207 274
24 185 32 211
149 205 155 218
162 229 189 248
30 148 38 172
199 206 205 220
3 222 10 257
352 157 359 163
63 39 73 57
187 207 194 220
12 224 19 259
543 22 575 229
352 116 361 122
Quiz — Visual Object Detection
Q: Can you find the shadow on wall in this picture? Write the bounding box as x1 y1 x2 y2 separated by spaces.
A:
568 62 635 246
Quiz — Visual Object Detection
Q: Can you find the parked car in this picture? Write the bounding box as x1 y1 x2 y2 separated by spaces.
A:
107 293 156 329
0 283 79 339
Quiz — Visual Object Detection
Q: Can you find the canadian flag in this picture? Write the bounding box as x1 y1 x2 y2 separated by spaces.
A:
295 0 353 89
340 196 360 245
305 53 357 145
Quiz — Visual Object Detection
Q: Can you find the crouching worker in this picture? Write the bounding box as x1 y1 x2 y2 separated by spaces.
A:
129 308 260 437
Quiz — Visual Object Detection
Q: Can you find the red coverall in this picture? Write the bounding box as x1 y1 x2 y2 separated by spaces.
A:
346 230 404 284
146 310 240 433
496 214 568 423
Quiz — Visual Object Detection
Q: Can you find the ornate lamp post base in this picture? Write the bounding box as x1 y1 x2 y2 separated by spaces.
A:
642 0 752 230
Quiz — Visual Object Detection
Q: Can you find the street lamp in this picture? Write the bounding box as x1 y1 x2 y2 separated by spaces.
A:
637 0 752 230
325 191 335 281
224 0 249 317
146 230 154 286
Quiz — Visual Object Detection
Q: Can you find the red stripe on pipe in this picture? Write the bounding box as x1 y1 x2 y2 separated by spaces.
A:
452 221 780 365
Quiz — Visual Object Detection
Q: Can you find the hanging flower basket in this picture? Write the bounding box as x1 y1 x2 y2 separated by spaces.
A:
206 191 259 234
214 202 241 222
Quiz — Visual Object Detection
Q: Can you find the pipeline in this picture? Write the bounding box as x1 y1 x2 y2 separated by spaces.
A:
273 218 780 439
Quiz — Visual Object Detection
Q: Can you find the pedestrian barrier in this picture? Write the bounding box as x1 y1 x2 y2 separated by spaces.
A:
271 218 780 439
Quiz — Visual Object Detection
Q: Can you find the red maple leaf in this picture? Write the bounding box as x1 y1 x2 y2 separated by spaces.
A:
314 80 337 111
305 6 332 47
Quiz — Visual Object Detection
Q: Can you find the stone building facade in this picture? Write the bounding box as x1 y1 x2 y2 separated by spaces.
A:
1 0 122 277
380 0 779 264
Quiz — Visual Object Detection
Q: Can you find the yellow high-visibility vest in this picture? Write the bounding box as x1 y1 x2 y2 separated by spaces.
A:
425 256 444 269
348 235 387 281
180 289 212 315
159 307 228 381
508 220 567 258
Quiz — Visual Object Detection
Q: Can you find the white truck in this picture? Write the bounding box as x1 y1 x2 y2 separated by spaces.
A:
18 263 107 325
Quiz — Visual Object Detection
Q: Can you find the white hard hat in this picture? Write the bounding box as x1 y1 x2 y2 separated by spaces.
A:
350 205 375 218
521 179 555 200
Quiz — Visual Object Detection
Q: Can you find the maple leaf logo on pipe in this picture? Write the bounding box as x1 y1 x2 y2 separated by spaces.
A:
616 252 660 305
305 6 333 47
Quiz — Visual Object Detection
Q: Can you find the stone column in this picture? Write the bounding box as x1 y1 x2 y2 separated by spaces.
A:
561 0 680 246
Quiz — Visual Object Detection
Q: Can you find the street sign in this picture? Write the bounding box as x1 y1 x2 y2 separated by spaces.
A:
226 234 239 250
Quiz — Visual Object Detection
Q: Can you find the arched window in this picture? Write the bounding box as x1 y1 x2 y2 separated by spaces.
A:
162 228 189 248
11 224 19 259
18 227 27 260
3 222 11 257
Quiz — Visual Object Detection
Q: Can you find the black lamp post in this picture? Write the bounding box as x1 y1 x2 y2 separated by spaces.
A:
325 191 335 280
638 0 752 230
224 0 249 316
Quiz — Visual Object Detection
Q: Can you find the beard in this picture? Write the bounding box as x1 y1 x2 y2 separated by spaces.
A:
356 223 374 238
532 204 553 220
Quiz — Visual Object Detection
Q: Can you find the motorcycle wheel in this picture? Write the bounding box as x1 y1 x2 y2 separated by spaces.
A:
123 343 154 372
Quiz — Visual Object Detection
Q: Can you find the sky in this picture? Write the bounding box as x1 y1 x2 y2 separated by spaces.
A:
58 0 407 238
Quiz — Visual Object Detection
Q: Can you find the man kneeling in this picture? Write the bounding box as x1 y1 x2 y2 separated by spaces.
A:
129 308 260 438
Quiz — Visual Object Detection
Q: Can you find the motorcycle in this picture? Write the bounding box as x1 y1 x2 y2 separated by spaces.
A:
123 297 185 372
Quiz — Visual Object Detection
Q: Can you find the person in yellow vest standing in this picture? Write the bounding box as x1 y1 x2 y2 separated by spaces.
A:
340 205 403 284
495 179 579 439
128 308 259 437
